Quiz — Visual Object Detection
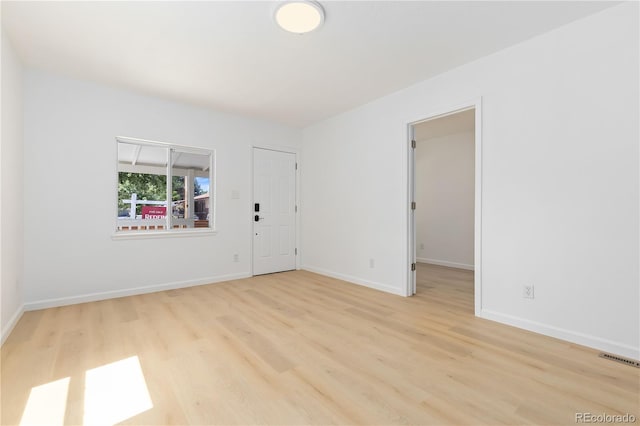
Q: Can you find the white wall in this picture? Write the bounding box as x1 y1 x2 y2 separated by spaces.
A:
1 31 25 343
301 3 639 358
23 70 300 308
416 131 474 270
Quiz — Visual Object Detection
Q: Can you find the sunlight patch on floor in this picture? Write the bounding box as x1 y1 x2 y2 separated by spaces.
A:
19 377 70 426
83 356 153 425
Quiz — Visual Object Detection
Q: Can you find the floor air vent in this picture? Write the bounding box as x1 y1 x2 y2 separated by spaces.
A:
599 352 640 368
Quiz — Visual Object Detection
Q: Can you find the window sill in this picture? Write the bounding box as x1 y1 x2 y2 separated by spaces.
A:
111 229 217 240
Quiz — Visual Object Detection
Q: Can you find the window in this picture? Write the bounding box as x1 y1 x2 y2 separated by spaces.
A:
116 137 214 234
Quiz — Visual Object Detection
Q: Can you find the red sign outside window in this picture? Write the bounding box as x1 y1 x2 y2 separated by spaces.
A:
141 206 166 219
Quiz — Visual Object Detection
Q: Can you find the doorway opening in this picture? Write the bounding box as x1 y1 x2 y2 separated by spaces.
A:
407 101 482 315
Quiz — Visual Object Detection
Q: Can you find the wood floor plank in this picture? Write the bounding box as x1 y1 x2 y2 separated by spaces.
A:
216 315 295 374
1 264 638 425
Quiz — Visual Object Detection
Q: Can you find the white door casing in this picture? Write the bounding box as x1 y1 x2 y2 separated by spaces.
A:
409 125 417 295
406 99 482 316
253 148 296 275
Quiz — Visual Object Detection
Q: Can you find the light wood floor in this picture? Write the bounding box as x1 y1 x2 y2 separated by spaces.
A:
2 264 638 425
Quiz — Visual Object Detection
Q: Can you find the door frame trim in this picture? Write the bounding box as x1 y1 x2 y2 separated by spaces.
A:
251 145 300 276
406 98 482 316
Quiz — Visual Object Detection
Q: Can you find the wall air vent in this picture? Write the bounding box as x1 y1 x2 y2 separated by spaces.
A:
599 352 640 368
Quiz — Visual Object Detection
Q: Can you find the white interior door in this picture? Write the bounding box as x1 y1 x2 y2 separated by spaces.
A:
253 148 296 275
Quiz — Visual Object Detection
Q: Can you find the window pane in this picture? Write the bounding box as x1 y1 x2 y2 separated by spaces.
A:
115 138 213 234
117 142 168 232
194 176 210 223
170 150 211 229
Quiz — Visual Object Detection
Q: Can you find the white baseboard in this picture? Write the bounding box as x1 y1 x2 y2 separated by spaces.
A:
1 305 25 346
24 272 252 311
416 257 474 271
301 265 405 297
479 308 639 361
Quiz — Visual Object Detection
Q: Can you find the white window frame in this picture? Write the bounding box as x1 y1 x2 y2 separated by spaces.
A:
112 136 216 240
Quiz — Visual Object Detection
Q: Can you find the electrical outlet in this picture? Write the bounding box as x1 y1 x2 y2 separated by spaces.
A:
369 258 375 268
233 254 239 262
523 285 534 299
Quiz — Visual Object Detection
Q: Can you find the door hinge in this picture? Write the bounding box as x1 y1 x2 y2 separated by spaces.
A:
295 205 298 213
411 263 416 271
295 162 298 170
295 248 298 255
411 139 416 149
411 201 416 210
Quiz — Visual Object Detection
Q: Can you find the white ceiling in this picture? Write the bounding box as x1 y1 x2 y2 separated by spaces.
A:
1 1 617 128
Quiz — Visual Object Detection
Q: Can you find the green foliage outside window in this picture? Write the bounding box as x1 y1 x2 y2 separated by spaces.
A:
118 173 204 216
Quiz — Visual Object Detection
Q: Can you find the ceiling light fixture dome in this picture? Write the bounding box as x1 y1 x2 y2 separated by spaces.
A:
274 1 325 34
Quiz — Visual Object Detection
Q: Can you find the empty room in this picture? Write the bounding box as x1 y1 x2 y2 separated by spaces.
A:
1 1 638 425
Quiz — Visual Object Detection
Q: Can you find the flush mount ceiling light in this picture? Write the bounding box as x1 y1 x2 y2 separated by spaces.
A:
274 1 325 34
